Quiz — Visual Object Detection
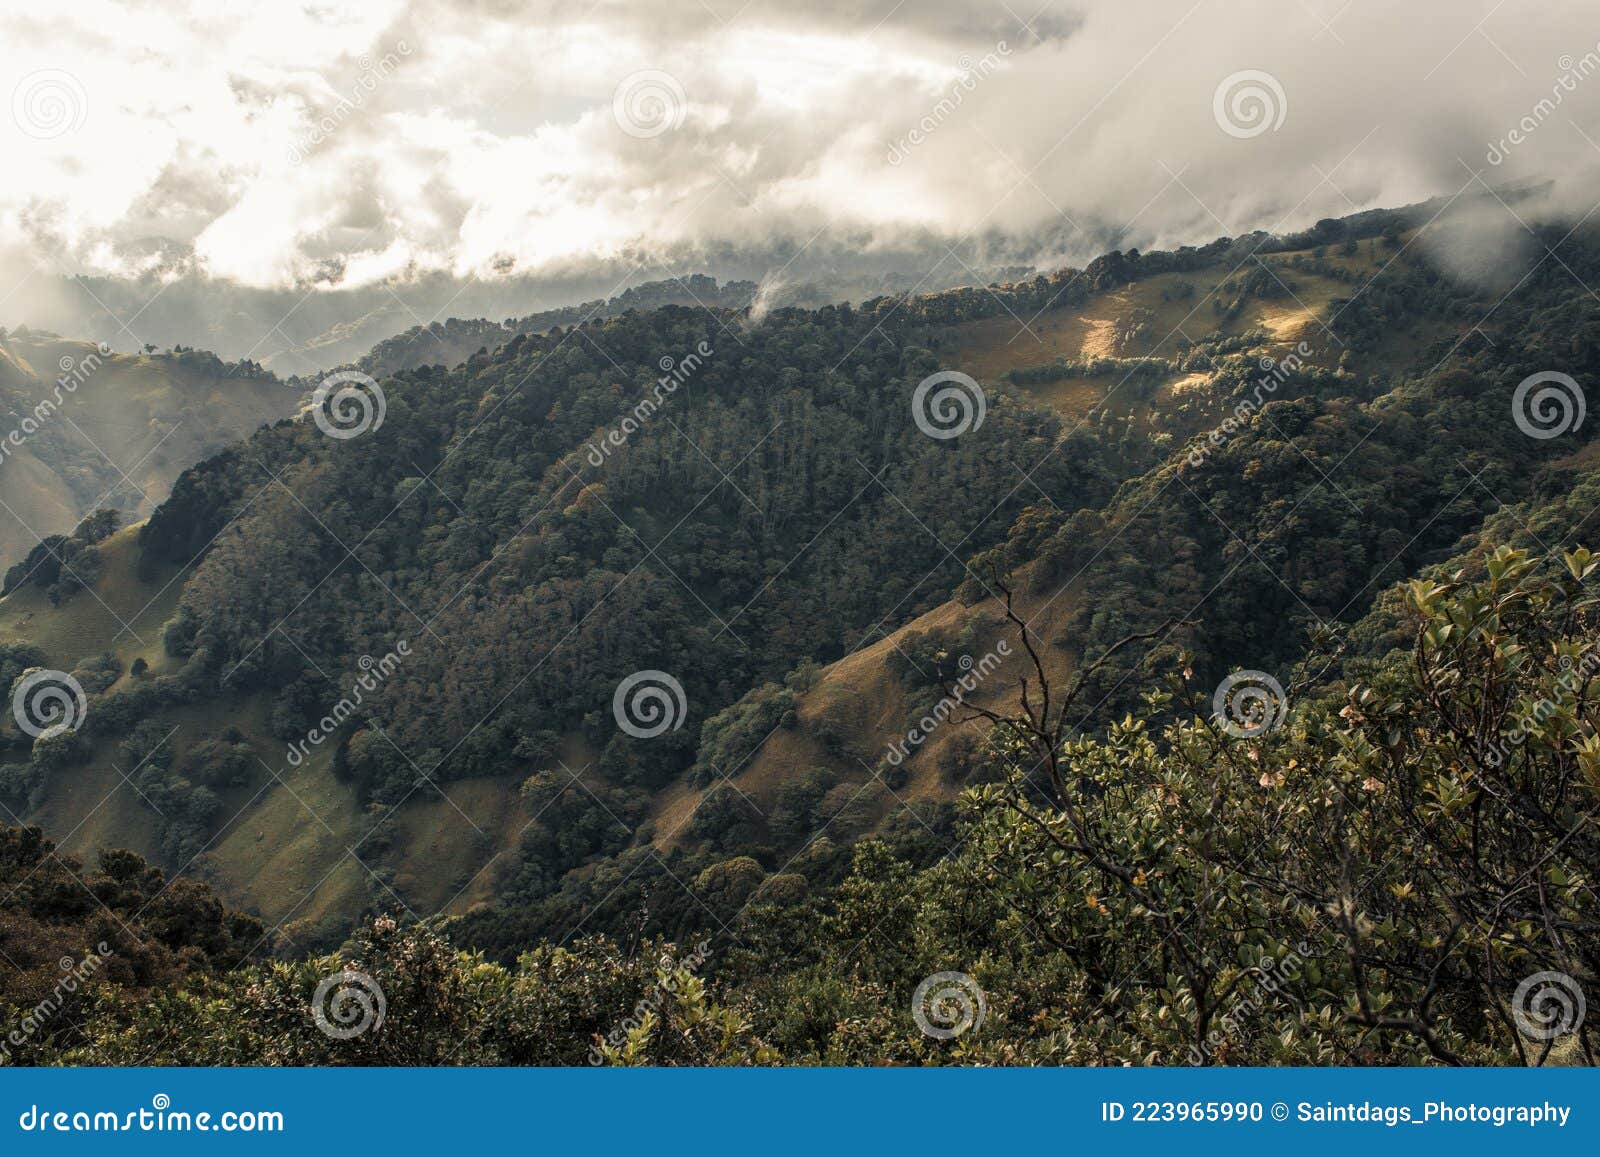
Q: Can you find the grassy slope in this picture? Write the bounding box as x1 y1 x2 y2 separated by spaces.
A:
650 585 1078 852
0 522 529 943
0 334 298 570
0 449 79 563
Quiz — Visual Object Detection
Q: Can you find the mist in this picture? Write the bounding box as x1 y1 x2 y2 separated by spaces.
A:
5 0 1600 363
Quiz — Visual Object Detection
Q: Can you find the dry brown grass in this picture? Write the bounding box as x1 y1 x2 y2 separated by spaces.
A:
650 576 1082 851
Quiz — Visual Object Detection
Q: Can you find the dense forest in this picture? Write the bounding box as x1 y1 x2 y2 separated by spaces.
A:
2 197 1597 1065
354 275 765 379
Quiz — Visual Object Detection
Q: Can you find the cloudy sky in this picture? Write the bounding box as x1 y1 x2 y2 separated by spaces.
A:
4 0 1600 302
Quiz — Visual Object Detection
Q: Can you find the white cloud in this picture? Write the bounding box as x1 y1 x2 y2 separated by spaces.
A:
3 0 1600 294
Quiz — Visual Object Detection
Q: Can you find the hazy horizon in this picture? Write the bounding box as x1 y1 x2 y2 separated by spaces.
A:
8 1 1600 367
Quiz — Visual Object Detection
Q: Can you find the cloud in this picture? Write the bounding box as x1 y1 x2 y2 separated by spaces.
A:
3 0 1600 304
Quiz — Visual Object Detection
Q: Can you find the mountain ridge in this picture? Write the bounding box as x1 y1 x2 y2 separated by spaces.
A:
3 193 1594 955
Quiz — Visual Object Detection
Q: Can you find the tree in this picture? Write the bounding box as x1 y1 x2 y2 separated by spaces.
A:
72 509 121 545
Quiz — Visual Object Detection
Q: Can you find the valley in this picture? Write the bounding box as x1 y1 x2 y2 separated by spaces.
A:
0 203 1542 940
0 331 298 572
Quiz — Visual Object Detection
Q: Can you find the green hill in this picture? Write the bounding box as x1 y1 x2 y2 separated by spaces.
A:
0 328 299 573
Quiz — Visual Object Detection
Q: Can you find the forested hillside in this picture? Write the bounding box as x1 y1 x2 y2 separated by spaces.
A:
355 276 763 378
3 195 1598 1065
0 329 297 573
